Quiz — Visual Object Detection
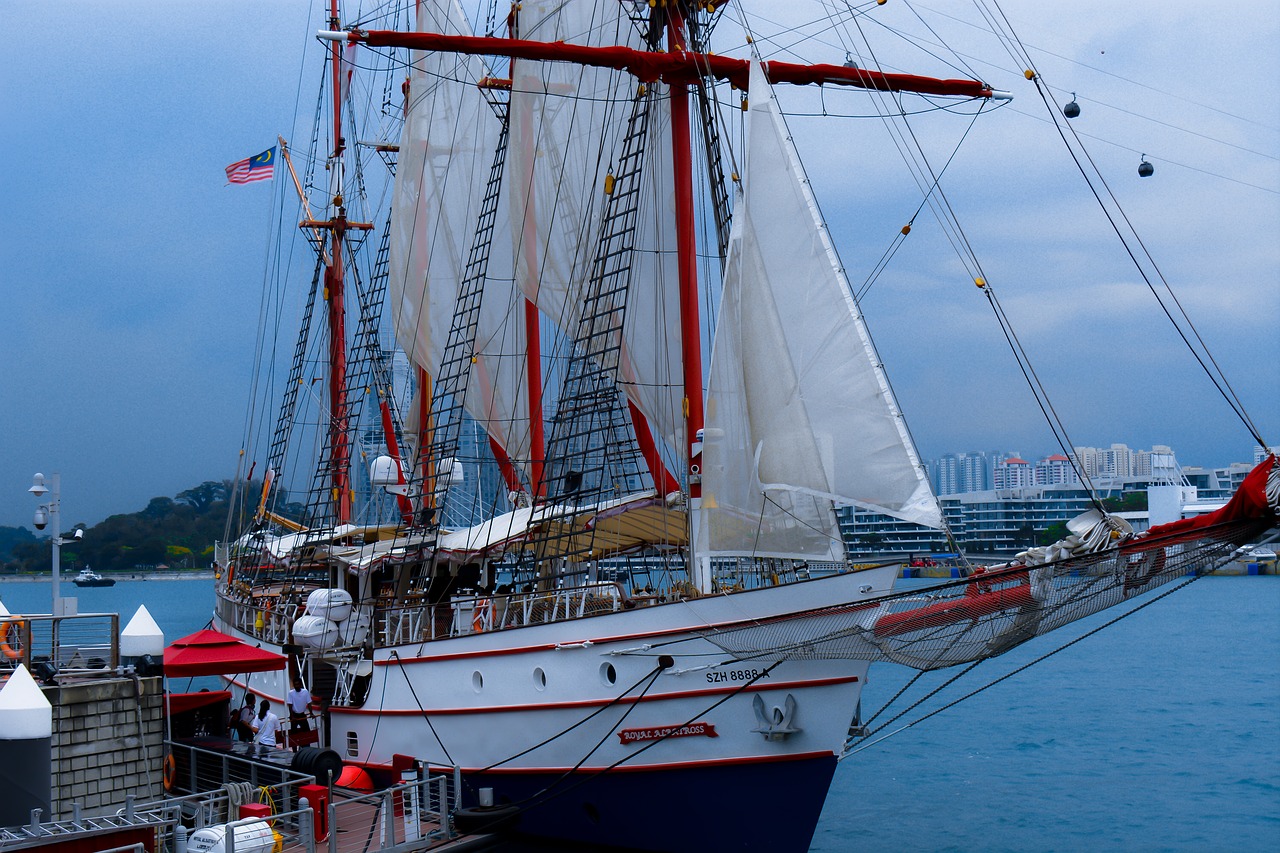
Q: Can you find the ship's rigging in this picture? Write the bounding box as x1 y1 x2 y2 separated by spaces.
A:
211 5 1276 849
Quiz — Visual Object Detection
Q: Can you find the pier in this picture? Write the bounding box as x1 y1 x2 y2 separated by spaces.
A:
0 609 496 852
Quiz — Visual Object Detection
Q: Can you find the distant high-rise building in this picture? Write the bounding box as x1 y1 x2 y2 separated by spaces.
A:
994 457 1033 489
1070 443 1179 480
1035 454 1076 485
932 451 995 495
1255 445 1279 464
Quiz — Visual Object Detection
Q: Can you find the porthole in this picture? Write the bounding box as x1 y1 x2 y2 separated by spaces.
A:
599 662 617 686
472 671 484 692
533 667 547 691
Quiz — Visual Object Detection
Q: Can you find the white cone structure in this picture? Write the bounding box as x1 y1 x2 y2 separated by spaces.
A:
120 605 165 658
0 665 53 826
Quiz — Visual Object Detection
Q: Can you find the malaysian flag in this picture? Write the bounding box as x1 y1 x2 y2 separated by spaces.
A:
225 147 276 184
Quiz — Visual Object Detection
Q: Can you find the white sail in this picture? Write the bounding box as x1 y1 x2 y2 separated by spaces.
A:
508 1 685 471
700 63 941 560
391 0 530 476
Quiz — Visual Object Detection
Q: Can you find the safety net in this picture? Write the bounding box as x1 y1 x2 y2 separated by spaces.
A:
692 457 1278 671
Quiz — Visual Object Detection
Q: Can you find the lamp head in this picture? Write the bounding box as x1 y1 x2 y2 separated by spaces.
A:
29 473 49 498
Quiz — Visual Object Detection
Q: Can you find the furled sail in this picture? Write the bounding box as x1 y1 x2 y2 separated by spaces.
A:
699 63 941 560
392 0 531 474
508 1 685 467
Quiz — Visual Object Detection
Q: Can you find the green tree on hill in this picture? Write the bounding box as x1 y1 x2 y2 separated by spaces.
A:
0 479 249 575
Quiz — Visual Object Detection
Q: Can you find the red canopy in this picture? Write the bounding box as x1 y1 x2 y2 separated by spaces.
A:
164 628 287 677
168 689 233 716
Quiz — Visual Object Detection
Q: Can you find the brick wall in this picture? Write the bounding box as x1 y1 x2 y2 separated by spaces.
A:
42 676 165 819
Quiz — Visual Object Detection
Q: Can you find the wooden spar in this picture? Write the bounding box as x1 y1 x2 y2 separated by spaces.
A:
345 30 1002 99
278 136 330 267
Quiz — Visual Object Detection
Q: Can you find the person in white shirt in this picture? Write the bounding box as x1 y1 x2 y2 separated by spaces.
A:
286 677 311 739
251 699 281 752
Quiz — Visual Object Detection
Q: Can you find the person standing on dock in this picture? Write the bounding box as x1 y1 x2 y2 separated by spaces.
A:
234 695 255 741
251 699 280 753
286 677 310 744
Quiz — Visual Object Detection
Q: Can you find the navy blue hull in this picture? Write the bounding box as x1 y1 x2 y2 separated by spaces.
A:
463 754 838 852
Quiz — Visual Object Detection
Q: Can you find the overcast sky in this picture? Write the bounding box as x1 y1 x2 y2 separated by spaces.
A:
3 0 1276 530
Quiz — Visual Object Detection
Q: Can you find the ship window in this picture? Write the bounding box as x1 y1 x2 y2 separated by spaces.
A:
346 732 358 757
600 663 617 686
472 671 484 692
533 667 547 691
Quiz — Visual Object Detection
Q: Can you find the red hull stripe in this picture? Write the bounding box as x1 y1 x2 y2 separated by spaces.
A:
321 675 858 717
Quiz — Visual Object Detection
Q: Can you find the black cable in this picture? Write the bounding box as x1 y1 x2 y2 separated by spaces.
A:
849 573 1202 755
480 661 669 773
513 659 785 817
390 650 457 768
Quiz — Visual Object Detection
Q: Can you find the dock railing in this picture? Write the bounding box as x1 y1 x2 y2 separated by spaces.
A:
0 612 119 677
326 775 455 852
161 742 458 852
165 742 314 807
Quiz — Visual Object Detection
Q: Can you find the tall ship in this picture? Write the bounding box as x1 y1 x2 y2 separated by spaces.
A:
213 2 1278 850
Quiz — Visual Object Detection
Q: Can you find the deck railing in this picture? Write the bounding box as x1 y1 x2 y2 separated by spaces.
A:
218 581 631 648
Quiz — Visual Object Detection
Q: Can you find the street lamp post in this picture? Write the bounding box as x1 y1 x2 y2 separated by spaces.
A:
29 472 77 617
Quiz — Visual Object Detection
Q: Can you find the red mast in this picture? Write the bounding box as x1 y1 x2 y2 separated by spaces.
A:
324 0 352 523
666 6 705 500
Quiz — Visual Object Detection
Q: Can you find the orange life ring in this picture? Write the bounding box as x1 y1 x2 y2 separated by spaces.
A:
472 599 491 633
1 620 25 660
162 753 177 792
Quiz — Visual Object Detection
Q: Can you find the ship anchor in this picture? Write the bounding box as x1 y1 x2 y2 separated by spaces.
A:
752 693 801 741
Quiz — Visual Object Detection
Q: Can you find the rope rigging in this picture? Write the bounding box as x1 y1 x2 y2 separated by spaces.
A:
977 0 1269 451
845 573 1202 758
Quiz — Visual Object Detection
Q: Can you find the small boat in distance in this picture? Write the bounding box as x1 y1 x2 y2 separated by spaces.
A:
73 568 115 588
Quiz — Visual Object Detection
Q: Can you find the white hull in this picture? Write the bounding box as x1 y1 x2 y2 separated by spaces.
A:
215 568 896 841
218 568 894 770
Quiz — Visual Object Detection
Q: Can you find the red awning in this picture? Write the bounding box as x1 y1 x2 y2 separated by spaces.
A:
168 689 233 716
164 628 287 677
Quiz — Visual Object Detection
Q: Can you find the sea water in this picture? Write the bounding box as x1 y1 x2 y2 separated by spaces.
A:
3 576 1276 851
813 577 1280 852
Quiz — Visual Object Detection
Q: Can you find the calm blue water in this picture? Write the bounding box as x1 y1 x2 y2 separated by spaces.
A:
4 577 1277 851
814 577 1280 852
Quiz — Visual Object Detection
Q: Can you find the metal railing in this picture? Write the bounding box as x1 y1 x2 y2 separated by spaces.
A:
326 776 455 852
0 612 119 676
376 582 626 645
0 702 459 851
166 742 314 806
216 580 630 650
0 796 177 849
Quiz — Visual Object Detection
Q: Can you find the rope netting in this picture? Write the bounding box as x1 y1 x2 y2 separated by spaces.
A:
693 458 1278 672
